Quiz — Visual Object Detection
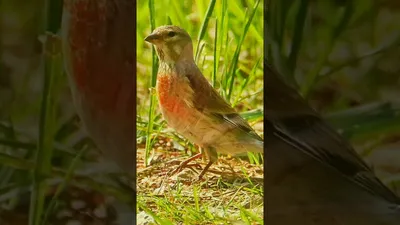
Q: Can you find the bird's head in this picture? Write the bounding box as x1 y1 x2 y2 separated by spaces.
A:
145 25 194 64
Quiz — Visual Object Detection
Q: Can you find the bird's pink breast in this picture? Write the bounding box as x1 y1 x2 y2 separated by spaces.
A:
157 73 206 146
156 74 192 116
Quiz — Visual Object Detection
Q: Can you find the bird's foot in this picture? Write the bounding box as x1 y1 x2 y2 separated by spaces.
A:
197 161 214 180
168 153 203 176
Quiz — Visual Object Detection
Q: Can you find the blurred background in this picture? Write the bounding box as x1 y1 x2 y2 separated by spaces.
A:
1 1 136 224
267 0 400 195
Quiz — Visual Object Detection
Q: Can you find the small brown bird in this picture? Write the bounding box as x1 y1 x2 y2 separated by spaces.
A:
265 64 400 224
145 25 263 179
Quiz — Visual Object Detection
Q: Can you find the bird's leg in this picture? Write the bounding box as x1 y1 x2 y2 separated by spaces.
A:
197 160 214 180
200 146 207 161
197 146 218 180
169 152 203 176
169 146 218 179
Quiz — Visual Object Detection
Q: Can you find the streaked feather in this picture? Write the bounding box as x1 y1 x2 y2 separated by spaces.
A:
266 63 400 204
184 68 263 141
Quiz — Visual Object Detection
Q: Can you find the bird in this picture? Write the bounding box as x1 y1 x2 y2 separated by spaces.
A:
144 25 264 179
61 0 135 173
265 63 400 224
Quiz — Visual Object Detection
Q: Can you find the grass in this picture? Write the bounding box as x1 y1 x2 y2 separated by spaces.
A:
29 32 62 225
137 170 263 224
136 0 264 223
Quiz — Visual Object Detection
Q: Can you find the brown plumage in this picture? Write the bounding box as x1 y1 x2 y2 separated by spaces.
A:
145 25 263 178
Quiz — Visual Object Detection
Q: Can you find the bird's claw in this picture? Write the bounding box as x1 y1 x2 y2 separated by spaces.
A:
168 162 203 176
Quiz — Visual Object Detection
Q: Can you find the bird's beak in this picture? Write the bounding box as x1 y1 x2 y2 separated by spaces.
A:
144 33 160 44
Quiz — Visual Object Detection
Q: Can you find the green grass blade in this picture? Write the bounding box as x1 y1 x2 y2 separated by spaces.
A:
144 0 159 166
138 200 175 225
287 0 309 74
42 147 87 224
326 102 400 141
170 0 185 27
227 0 261 101
233 57 262 107
212 18 218 87
217 0 227 84
29 33 63 225
301 1 354 96
195 0 216 63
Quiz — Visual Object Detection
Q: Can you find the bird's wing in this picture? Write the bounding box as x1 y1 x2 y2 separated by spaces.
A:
184 69 263 141
265 63 400 204
270 115 400 204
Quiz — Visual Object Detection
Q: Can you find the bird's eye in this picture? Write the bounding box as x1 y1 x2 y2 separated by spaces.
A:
167 31 176 37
